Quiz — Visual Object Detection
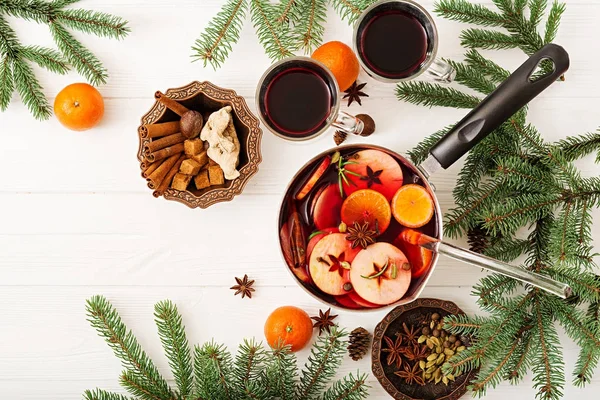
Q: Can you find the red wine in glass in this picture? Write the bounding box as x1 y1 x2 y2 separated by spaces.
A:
359 10 427 79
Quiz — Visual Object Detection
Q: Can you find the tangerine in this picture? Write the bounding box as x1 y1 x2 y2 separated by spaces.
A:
312 41 360 92
54 83 104 131
391 184 435 228
264 306 313 352
340 189 392 234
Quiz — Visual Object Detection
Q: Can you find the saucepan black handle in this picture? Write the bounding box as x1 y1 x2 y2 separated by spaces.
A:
428 43 570 169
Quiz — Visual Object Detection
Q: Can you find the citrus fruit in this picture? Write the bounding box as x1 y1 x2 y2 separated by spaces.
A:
391 184 435 228
350 242 411 305
341 189 392 234
54 83 104 131
264 306 313 352
343 149 404 201
312 41 360 92
394 230 434 279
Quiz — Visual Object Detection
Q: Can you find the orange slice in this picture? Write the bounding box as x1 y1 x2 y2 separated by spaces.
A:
341 189 391 234
391 184 435 228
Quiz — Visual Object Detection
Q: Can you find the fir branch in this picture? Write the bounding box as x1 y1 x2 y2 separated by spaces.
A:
407 125 451 165
447 59 497 95
506 328 534 383
0 0 57 23
460 28 522 50
556 131 600 163
83 389 132 400
0 55 14 111
293 0 327 53
192 0 248 69
120 370 165 400
396 81 480 109
330 0 374 24
443 314 486 336
232 339 268 398
464 48 510 83
49 21 108 85
194 341 234 400
544 1 566 43
434 0 507 27
250 0 294 62
529 0 547 27
85 296 173 400
473 274 518 306
265 344 297 400
154 300 193 397
470 338 520 395
11 57 51 119
275 0 300 24
296 327 346 400
55 9 130 39
18 45 68 74
321 372 370 400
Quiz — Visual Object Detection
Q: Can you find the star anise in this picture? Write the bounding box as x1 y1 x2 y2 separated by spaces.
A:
401 322 420 344
230 274 255 299
394 362 426 386
360 166 383 188
381 334 403 368
401 344 429 362
311 308 338 335
343 81 368 106
346 221 377 249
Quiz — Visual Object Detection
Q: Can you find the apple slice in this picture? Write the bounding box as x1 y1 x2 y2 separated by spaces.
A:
335 294 362 309
296 155 332 200
309 233 360 296
343 149 404 201
313 184 344 230
350 242 411 305
395 230 434 279
307 227 339 260
347 291 380 308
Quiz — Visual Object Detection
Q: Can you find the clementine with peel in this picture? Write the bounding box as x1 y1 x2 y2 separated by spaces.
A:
54 83 104 131
312 41 360 92
264 306 313 352
391 184 435 228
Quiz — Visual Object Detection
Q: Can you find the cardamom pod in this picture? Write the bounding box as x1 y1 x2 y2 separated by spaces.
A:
456 346 466 352
447 374 455 381
427 353 438 361
435 374 442 384
426 360 436 368
418 335 427 343
444 348 455 356
426 365 437 374
419 360 426 370
424 372 432 379
442 376 449 385
430 321 435 329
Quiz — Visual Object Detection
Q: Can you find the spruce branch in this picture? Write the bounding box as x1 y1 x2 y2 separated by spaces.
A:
293 0 327 54
154 300 193 397
407 125 451 165
321 372 370 400
85 296 173 400
447 59 497 95
250 0 294 62
83 389 132 400
12 57 51 119
19 45 68 74
296 327 347 400
0 56 14 111
120 370 166 400
265 343 297 400
194 341 234 400
434 0 507 27
544 1 566 44
464 48 510 83
330 0 375 24
396 81 480 109
55 9 130 39
460 28 522 50
556 131 600 163
192 0 248 69
275 0 300 24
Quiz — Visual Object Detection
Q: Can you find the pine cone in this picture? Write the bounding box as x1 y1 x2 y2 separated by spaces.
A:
348 327 371 361
467 225 489 254
334 130 347 146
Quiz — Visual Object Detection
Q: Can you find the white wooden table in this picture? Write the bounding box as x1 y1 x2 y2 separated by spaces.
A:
1 1 599 398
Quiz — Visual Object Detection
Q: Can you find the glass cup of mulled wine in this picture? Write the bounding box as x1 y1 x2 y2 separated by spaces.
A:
353 0 455 83
256 57 366 141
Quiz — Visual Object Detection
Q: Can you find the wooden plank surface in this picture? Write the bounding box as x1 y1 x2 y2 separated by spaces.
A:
0 1 598 399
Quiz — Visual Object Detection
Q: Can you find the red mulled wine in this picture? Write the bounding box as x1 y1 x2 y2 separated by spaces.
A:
262 67 333 138
358 10 428 79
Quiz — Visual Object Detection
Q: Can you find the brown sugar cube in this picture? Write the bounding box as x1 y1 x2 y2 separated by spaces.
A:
171 173 192 191
208 165 225 185
192 151 209 168
208 157 218 166
194 170 210 189
180 158 202 175
184 138 203 156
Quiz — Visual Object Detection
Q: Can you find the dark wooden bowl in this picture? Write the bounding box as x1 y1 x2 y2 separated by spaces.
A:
137 81 262 208
372 298 478 400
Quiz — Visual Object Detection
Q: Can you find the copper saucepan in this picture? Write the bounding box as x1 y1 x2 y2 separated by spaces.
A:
277 44 571 311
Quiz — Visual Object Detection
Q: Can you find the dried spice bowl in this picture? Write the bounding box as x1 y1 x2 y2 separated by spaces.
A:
372 298 478 400
137 81 263 208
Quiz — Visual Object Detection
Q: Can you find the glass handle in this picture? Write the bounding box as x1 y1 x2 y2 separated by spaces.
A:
425 58 456 83
427 241 572 299
332 111 364 136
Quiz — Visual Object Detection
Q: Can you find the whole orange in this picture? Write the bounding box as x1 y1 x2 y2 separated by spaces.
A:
54 83 104 131
312 41 360 92
264 306 313 352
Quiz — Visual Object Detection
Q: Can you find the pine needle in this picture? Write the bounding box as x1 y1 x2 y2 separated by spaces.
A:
396 81 481 109
250 0 294 61
55 9 130 39
0 56 14 111
19 45 69 74
293 0 327 54
12 58 51 120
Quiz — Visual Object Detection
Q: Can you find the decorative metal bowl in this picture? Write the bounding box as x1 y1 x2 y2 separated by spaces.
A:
137 81 263 208
372 298 478 400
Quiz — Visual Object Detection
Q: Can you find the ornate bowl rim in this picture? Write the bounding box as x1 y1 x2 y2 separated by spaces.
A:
137 81 263 209
371 298 479 400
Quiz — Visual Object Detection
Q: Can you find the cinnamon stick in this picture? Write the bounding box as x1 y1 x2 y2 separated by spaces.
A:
288 202 307 268
155 91 189 117
153 154 186 198
142 161 161 178
144 133 185 154
145 143 184 163
147 154 179 189
140 121 180 139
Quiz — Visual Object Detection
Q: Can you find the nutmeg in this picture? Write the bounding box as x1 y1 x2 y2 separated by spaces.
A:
180 110 204 139
356 114 375 137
